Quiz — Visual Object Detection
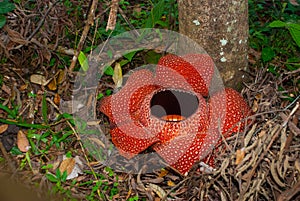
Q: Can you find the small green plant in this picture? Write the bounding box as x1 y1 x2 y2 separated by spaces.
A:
249 1 300 60
0 0 15 28
46 169 70 195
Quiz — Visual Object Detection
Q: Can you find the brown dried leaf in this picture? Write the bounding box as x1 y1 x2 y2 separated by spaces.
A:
59 158 75 176
280 127 287 153
112 62 123 88
235 149 245 165
88 137 106 148
283 156 290 177
295 160 300 173
244 123 257 147
0 124 8 134
41 47 51 61
288 121 300 136
4 26 28 48
258 130 267 138
19 83 28 91
53 93 60 105
289 0 299 6
252 99 259 112
30 74 47 86
47 77 57 91
270 159 285 187
57 70 65 84
1 84 11 95
17 130 30 152
148 183 167 199
158 169 168 177
167 180 176 187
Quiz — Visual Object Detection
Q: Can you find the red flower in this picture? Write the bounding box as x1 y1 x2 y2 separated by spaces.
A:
99 54 251 175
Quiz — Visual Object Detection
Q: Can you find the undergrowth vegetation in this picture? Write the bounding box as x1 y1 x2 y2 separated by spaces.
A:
0 0 299 200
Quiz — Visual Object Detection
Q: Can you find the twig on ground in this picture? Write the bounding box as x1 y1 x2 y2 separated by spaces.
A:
240 102 299 198
27 0 60 41
0 141 16 172
46 97 101 198
69 0 98 71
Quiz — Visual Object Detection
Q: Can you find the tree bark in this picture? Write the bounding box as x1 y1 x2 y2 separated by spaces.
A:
178 0 249 90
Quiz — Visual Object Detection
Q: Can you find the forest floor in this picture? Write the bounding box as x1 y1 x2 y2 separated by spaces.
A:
0 0 299 200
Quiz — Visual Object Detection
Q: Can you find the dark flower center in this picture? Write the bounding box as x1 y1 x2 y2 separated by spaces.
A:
150 89 199 122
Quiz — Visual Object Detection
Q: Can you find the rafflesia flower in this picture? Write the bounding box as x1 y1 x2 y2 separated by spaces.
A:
99 54 251 175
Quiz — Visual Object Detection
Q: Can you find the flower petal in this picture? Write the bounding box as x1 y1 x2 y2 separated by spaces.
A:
110 121 159 159
154 129 219 175
156 54 214 96
209 88 252 138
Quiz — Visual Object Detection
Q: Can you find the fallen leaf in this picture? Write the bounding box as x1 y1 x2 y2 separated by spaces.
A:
112 62 123 88
30 74 47 86
288 121 300 136
57 70 65 84
148 183 167 199
59 157 75 176
158 169 168 177
1 84 11 95
258 130 266 138
289 0 299 6
68 156 84 180
167 180 176 187
88 137 106 148
19 83 28 91
47 77 57 91
0 124 8 134
53 93 60 105
17 130 30 152
235 148 245 165
270 159 285 187
252 99 258 112
59 156 83 180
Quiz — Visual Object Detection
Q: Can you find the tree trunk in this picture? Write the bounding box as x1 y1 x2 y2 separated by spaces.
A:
178 0 249 90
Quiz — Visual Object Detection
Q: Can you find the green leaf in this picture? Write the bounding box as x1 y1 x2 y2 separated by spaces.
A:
144 0 165 28
97 93 104 100
123 49 143 62
287 57 300 63
10 146 23 155
107 50 113 59
267 65 279 76
42 93 48 124
269 20 286 28
104 66 114 76
46 173 58 182
41 164 54 170
61 113 75 125
106 89 112 95
0 15 6 28
155 20 168 28
145 50 162 64
261 47 275 62
288 23 300 48
78 51 89 72
0 0 15 14
0 104 16 118
0 119 49 129
119 59 129 67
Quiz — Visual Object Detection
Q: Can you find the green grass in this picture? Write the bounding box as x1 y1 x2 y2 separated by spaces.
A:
0 0 299 200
